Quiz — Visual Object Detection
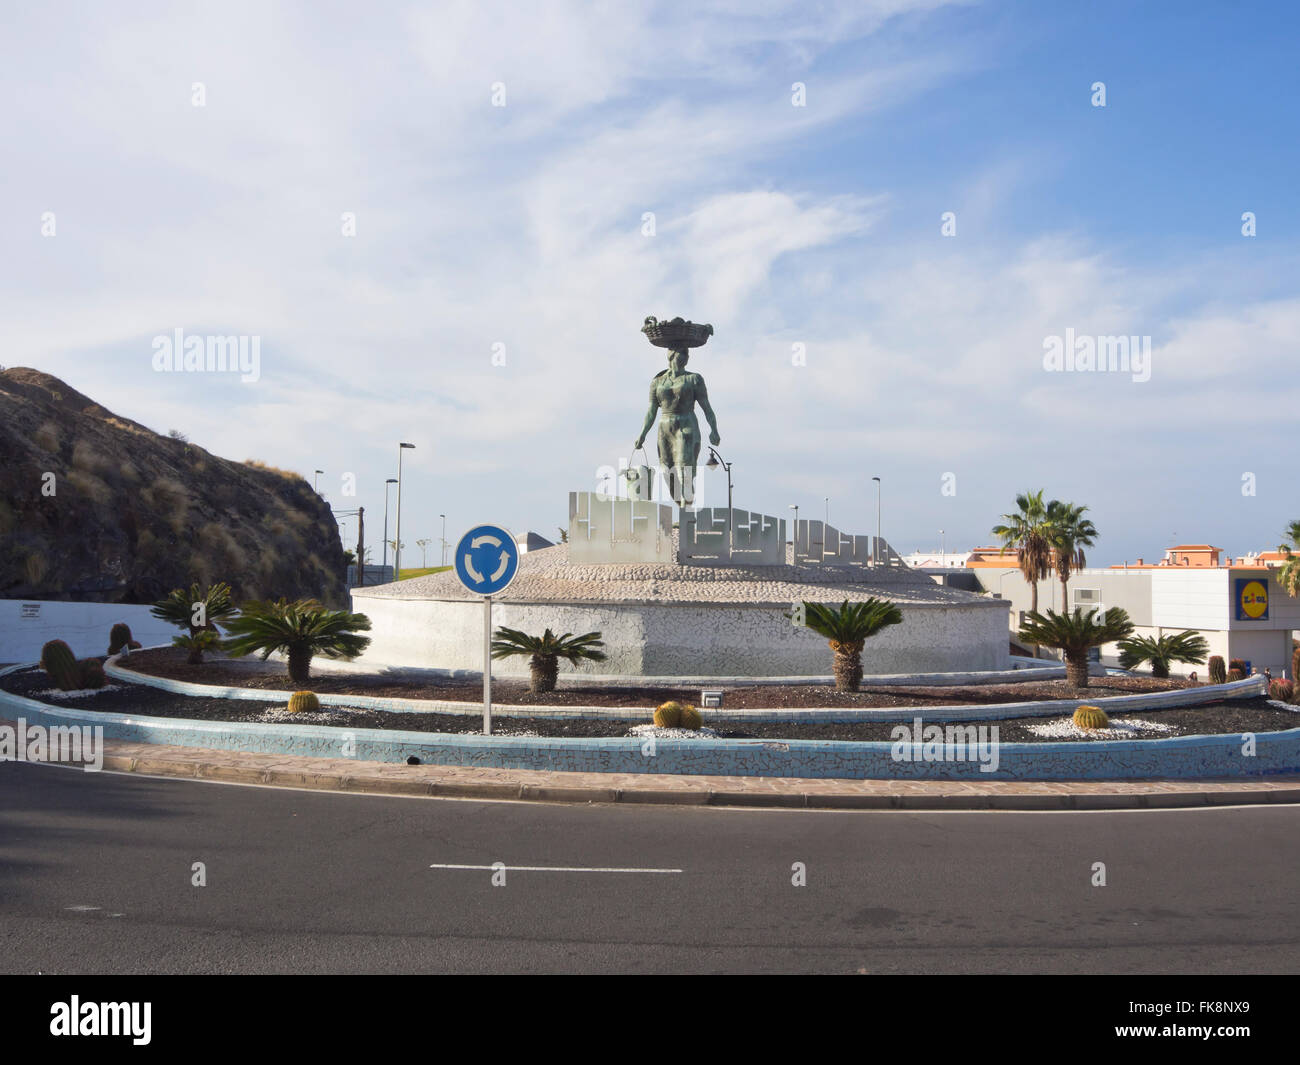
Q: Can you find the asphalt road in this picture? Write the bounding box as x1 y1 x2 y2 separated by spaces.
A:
2 761 1297 974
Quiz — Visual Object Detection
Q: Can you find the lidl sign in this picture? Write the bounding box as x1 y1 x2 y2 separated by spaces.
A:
1235 577 1269 621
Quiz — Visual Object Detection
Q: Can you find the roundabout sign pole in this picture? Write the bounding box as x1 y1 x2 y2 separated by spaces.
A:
453 524 520 735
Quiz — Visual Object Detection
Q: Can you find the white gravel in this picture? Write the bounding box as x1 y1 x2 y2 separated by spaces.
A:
255 706 370 724
626 723 720 739
251 706 540 737
30 685 123 698
1025 716 1178 740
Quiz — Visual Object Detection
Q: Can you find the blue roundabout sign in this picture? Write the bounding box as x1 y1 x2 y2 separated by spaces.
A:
454 524 519 597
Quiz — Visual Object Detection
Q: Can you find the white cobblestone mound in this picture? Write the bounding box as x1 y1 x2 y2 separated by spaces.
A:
355 540 986 607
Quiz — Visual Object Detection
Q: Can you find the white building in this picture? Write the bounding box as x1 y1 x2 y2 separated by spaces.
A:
963 546 1298 677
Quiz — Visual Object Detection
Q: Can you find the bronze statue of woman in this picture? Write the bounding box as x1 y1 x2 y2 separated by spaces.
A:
634 347 720 506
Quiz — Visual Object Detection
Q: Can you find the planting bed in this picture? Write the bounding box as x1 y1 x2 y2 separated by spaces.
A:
114 647 1184 708
3 665 1294 744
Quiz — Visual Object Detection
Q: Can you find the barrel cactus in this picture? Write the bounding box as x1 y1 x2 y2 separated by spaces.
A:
1268 678 1294 702
1229 658 1246 675
678 705 703 731
653 701 685 728
40 639 82 691
107 622 143 655
79 659 107 690
287 691 321 713
1072 705 1110 730
1228 668 1246 682
1207 656 1226 684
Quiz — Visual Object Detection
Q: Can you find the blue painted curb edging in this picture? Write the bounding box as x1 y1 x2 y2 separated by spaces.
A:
3 665 1299 781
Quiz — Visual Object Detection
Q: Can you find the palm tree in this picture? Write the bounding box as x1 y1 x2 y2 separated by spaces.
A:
991 491 1053 657
490 627 607 692
1017 607 1134 689
150 581 237 663
222 598 372 684
416 538 432 567
1117 631 1209 678
1044 499 1097 611
799 598 904 691
1277 520 1300 598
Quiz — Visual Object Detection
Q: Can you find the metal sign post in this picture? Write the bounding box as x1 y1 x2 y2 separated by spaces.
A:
483 594 492 734
453 524 520 736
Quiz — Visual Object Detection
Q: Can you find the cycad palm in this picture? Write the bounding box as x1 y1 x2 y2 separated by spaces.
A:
222 598 372 683
490 627 607 693
800 598 904 691
1017 607 1134 689
1044 500 1097 610
1117 631 1208 678
150 581 237 663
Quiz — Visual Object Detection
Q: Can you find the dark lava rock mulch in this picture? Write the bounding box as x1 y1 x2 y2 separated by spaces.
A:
110 646 1187 709
3 665 1296 744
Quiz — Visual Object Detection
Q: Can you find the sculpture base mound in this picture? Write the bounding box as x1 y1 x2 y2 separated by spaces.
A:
351 542 1010 679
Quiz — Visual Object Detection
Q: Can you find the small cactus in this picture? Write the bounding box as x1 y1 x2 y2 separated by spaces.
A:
1229 658 1246 675
79 659 107 690
107 622 143 655
1072 704 1110 730
678 705 702 731
287 691 320 713
1207 656 1226 684
1228 668 1245 682
1268 679 1294 702
653 701 685 728
40 639 82 691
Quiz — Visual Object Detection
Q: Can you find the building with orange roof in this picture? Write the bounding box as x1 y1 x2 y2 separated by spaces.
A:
909 541 1299 677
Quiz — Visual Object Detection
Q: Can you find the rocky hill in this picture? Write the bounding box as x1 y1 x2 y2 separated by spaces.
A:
0 368 346 605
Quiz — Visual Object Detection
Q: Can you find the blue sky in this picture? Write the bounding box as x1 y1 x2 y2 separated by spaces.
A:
3 0 1298 568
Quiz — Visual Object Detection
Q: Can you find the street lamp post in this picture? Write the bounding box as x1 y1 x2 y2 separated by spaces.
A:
394 443 415 580
440 513 447 567
940 528 945 559
314 469 324 493
704 447 733 552
382 478 398 580
789 504 799 565
872 476 882 566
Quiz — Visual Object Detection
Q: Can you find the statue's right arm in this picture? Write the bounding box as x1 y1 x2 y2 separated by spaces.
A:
634 383 658 449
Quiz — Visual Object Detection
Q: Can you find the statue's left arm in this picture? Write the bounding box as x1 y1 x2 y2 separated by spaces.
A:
695 375 721 446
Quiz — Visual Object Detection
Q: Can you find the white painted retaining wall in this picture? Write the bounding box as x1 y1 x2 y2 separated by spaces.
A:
351 596 1011 677
0 599 177 663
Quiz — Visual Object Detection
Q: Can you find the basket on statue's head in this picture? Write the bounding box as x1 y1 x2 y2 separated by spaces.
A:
641 316 713 349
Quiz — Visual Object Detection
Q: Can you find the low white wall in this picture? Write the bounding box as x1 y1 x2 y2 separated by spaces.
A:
351 596 1010 677
0 599 177 663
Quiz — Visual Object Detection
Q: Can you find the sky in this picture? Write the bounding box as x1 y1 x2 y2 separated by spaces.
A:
3 0 1298 569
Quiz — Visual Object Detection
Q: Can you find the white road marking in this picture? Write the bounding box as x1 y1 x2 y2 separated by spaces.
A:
430 863 682 874
65 905 100 912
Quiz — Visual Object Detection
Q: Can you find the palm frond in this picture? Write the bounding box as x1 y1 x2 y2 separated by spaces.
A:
150 581 237 634
800 598 904 643
1117 630 1208 673
490 626 607 663
222 598 372 661
1017 607 1133 653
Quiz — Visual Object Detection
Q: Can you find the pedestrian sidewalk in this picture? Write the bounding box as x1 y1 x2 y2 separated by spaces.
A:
21 728 1300 811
